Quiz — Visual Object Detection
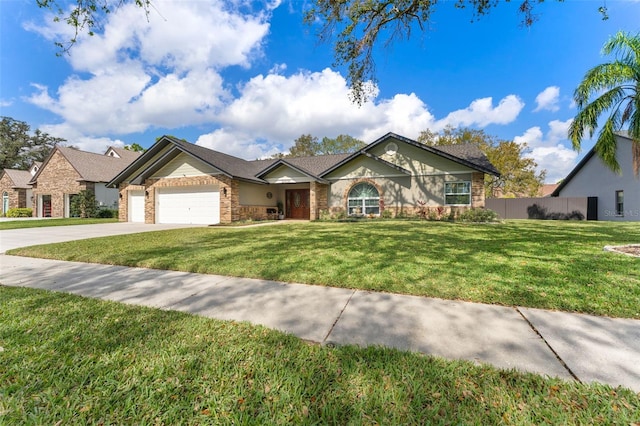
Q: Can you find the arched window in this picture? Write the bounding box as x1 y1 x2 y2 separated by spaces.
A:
348 183 380 216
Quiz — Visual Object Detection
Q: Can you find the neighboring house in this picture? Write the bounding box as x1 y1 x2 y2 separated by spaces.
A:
108 133 500 225
537 184 559 197
552 132 640 221
30 146 141 218
0 162 41 215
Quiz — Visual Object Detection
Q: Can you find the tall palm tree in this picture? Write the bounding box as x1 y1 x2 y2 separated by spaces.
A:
569 31 640 176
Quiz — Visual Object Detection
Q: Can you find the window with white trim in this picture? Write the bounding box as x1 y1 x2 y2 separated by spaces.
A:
444 181 471 205
348 183 380 215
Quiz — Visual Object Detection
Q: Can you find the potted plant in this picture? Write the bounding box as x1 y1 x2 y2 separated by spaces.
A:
277 201 285 220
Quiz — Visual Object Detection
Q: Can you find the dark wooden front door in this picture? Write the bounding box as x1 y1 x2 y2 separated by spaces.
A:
285 189 310 219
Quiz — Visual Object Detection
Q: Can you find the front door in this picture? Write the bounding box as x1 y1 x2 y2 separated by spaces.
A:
42 195 52 217
285 189 310 219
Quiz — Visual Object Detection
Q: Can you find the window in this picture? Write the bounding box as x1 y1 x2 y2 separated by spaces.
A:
615 190 624 216
348 183 380 215
445 181 471 205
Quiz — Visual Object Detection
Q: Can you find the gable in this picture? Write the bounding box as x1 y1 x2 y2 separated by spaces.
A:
262 163 315 183
366 138 476 175
151 152 220 179
324 155 408 180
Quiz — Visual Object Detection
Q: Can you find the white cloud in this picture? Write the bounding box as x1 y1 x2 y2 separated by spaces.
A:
38 123 127 153
24 1 526 161
25 0 269 135
435 95 525 129
514 118 578 183
534 86 560 112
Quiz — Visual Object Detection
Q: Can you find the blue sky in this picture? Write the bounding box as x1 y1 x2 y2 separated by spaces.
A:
1 0 639 183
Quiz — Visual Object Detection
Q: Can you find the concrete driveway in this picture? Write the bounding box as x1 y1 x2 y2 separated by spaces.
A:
0 222 203 253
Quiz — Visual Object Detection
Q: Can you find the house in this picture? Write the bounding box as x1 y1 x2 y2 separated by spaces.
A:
537 184 559 197
551 132 639 221
0 163 41 215
30 146 141 218
108 133 499 224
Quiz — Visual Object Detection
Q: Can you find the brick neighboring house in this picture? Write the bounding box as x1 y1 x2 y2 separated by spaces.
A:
30 146 141 218
0 163 41 215
108 133 500 225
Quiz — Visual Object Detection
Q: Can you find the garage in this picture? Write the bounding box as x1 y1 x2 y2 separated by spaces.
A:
128 190 145 223
156 185 220 225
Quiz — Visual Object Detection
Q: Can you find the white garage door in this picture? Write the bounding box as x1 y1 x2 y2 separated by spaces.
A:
157 185 220 225
129 191 145 223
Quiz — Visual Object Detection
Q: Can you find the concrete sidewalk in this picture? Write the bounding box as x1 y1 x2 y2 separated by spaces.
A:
1 254 639 392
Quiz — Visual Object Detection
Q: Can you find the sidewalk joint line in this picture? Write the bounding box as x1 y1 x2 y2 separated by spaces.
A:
322 289 356 345
515 307 581 383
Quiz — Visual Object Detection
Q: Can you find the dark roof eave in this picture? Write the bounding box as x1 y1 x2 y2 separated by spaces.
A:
550 148 597 196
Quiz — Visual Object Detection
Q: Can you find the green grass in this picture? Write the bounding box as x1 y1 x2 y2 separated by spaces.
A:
7 220 640 318
1 285 638 424
0 218 118 230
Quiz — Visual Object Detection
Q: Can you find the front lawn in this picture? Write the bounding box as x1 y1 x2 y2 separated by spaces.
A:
8 220 640 318
0 218 118 230
1 286 638 424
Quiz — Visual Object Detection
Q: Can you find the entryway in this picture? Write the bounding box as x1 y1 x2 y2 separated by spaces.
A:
285 189 310 219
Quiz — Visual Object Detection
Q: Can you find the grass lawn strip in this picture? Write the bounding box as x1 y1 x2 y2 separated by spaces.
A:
1 286 638 424
0 218 117 230
9 220 639 318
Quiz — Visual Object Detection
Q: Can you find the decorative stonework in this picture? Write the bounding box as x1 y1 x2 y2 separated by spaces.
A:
471 172 485 208
310 182 329 220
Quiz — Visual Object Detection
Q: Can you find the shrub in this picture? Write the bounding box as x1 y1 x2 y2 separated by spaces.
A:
70 190 98 218
459 208 499 223
318 209 332 221
380 209 393 219
6 208 32 218
97 208 118 218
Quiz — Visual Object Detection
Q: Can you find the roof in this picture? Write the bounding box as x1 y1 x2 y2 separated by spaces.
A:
109 133 500 187
551 131 633 196
106 147 143 162
320 132 500 177
30 146 141 184
2 169 33 188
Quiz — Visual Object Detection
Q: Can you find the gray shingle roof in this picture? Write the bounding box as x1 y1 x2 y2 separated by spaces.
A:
108 147 143 163
433 144 500 176
32 146 141 184
3 169 33 188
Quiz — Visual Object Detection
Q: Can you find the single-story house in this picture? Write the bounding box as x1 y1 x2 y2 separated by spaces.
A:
108 132 500 224
552 131 639 221
30 146 141 218
0 162 40 215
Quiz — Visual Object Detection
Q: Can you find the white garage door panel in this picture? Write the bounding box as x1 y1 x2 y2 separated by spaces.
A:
129 191 145 223
157 186 220 225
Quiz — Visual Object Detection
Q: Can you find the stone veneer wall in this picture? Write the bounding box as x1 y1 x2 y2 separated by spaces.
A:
30 150 89 217
0 174 27 214
471 172 485 208
309 182 329 220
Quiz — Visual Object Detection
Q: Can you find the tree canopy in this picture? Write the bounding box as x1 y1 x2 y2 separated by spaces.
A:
569 31 640 176
274 134 366 158
0 116 66 170
418 126 545 197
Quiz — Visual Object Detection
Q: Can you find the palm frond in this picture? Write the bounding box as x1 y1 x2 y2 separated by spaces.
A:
594 119 622 174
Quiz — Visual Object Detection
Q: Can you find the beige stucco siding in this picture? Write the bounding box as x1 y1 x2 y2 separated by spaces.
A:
238 181 278 206
328 173 473 210
151 153 219 179
324 156 405 180
368 138 475 175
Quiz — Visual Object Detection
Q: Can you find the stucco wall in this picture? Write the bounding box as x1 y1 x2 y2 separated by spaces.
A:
558 137 640 221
